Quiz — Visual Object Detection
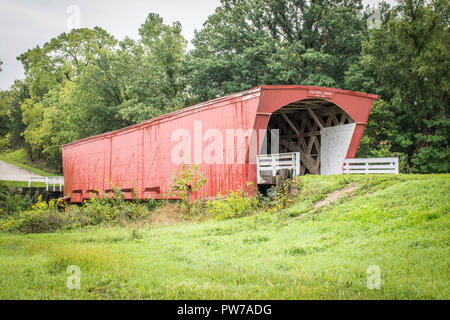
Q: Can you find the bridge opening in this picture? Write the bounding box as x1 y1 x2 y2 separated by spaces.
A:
257 98 355 184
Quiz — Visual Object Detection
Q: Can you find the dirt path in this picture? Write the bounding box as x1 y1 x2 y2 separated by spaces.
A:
0 160 44 181
290 182 359 222
311 182 359 211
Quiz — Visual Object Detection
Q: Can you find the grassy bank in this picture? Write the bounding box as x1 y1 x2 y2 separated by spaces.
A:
0 149 56 176
0 174 448 299
0 180 46 188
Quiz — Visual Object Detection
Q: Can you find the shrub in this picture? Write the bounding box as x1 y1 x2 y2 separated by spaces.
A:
0 183 33 216
81 187 153 225
168 164 206 212
191 178 302 220
190 198 208 218
9 197 68 233
206 190 259 220
1 186 157 233
258 177 302 212
82 197 120 225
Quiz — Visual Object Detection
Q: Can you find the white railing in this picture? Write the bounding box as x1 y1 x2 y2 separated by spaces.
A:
28 176 65 191
342 158 399 175
256 152 300 184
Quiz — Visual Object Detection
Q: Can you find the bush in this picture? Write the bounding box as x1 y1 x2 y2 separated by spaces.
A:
205 190 259 220
256 178 302 212
1 187 157 233
0 182 33 216
81 187 153 225
9 197 67 233
168 164 206 213
190 179 302 220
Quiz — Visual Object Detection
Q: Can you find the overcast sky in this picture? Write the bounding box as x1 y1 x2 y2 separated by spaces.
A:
0 0 388 90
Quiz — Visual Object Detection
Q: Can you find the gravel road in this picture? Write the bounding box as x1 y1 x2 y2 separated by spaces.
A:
0 160 44 181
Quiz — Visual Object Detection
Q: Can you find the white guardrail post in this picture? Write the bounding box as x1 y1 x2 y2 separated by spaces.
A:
342 158 399 175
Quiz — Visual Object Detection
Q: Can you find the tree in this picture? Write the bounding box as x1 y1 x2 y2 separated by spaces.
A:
0 81 28 149
13 14 189 171
347 0 449 173
67 13 188 130
116 13 188 123
186 0 368 101
17 27 117 98
15 28 118 165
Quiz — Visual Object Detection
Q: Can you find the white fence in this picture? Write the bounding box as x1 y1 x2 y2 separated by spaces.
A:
28 176 65 191
256 152 300 184
342 158 399 175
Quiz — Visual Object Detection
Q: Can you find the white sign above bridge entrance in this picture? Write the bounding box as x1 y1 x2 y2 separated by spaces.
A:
307 89 334 98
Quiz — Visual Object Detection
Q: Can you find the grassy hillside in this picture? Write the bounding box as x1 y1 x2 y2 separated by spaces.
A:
0 174 448 299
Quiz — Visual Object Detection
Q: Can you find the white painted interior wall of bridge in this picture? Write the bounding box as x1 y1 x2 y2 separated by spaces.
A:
320 123 356 175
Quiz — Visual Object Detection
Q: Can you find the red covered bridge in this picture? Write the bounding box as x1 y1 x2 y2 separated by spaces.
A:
62 85 377 202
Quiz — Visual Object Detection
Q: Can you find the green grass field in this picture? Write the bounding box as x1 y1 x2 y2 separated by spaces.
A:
0 174 448 299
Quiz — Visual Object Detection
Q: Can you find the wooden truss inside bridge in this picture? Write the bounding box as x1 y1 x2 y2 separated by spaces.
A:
267 99 354 175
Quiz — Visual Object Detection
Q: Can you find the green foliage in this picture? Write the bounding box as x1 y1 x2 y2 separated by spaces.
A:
79 187 152 226
186 0 367 101
192 178 301 220
117 13 188 123
1 187 156 234
3 197 68 233
17 27 117 98
274 177 302 210
347 0 449 173
0 81 28 148
0 183 33 217
0 94 9 139
0 133 10 152
205 190 260 220
169 164 207 210
355 99 410 172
